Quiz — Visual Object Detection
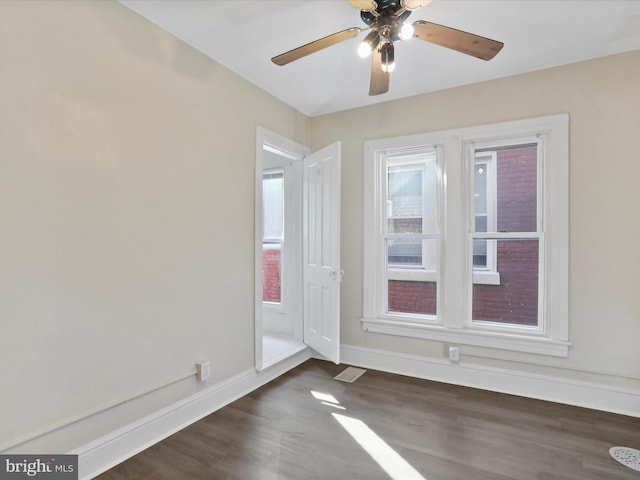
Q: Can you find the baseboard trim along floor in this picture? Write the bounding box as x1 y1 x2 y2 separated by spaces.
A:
76 348 312 480
79 343 640 479
339 344 640 418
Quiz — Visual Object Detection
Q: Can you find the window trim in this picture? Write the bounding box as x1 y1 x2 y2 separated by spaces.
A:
362 115 570 357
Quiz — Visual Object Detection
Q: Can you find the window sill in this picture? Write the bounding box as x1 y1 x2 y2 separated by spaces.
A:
472 270 501 285
361 317 570 357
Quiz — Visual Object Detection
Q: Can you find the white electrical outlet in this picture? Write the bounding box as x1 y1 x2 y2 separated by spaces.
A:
196 360 211 382
448 346 460 363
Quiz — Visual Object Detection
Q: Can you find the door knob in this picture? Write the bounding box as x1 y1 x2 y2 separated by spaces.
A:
329 269 345 281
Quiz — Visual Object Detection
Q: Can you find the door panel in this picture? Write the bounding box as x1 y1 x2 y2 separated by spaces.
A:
303 142 341 363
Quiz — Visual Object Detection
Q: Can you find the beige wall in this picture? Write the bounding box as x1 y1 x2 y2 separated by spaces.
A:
311 50 640 384
2 0 639 456
0 0 309 451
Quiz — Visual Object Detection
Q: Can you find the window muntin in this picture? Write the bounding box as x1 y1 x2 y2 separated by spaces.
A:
362 115 569 356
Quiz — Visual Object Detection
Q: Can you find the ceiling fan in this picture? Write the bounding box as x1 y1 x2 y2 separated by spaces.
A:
271 0 504 96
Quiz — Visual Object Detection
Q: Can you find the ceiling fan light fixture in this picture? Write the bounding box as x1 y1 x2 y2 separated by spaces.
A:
358 30 380 57
399 22 414 40
400 0 432 10
272 0 504 95
380 42 395 73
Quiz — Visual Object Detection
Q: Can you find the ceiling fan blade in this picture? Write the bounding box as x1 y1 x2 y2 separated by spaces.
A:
413 20 503 61
369 47 389 96
400 0 432 10
347 0 378 12
272 27 362 66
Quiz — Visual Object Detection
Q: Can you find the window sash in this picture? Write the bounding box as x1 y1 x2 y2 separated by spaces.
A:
377 147 442 322
465 138 544 334
383 151 439 275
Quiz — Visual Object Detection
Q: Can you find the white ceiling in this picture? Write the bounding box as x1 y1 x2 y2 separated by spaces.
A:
120 0 640 117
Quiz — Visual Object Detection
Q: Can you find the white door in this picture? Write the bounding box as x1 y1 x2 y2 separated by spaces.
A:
303 142 341 363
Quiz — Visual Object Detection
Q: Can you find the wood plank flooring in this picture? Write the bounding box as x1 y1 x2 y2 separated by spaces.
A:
96 359 640 480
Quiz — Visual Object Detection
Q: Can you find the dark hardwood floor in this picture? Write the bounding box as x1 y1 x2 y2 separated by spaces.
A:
96 359 640 479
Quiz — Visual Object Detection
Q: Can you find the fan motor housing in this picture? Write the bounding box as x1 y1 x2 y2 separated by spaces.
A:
360 0 412 26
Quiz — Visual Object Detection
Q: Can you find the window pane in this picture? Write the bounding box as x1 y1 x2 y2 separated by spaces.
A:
388 217 423 235
388 280 437 316
475 215 487 232
263 172 284 240
387 167 422 234
387 238 423 266
386 155 437 235
389 169 422 197
473 239 487 267
474 163 487 215
479 144 538 233
386 238 437 316
262 244 281 303
472 239 539 326
386 237 437 271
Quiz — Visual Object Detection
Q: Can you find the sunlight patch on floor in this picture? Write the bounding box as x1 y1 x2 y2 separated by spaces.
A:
332 413 427 480
310 388 426 480
310 390 339 404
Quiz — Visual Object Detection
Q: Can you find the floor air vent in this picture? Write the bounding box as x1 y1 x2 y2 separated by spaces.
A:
609 446 640 472
334 366 367 383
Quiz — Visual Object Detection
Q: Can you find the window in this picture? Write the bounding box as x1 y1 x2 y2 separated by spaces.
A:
363 115 569 356
262 169 284 303
384 151 439 317
471 143 539 329
471 151 501 285
387 164 424 267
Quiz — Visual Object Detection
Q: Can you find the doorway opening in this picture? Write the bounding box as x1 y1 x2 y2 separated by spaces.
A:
255 128 307 370
255 126 342 371
260 143 305 368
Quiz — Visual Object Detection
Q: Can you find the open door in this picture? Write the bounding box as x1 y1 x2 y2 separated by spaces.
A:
303 142 341 364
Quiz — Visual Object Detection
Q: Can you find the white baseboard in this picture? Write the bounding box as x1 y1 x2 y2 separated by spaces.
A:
76 348 311 480
76 343 639 479
340 344 640 418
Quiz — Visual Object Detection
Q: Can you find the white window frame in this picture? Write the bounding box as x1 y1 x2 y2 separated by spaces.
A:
362 115 570 357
